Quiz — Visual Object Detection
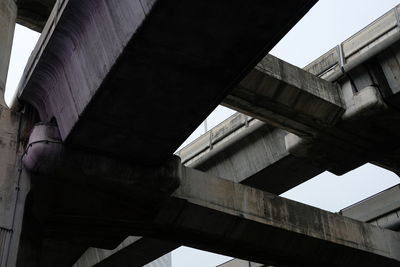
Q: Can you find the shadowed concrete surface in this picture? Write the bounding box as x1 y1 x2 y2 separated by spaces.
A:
17 0 317 166
340 185 400 230
165 167 400 267
224 54 345 135
16 0 55 32
221 184 400 267
5 2 400 267
15 123 400 266
0 104 33 266
178 113 323 195
7 0 319 265
179 6 400 197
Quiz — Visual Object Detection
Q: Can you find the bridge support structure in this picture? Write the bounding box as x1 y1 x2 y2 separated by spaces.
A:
13 123 400 266
0 0 16 107
0 104 32 267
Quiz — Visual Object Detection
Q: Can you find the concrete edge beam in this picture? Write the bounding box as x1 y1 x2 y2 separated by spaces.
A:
223 54 345 136
165 167 400 266
182 117 323 195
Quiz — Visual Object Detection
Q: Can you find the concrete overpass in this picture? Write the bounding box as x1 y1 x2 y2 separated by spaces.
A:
1 0 400 266
179 4 400 192
219 184 400 267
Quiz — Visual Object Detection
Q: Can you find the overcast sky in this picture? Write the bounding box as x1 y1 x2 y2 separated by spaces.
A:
6 0 400 266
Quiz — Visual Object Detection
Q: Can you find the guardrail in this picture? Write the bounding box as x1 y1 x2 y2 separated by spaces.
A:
304 4 400 81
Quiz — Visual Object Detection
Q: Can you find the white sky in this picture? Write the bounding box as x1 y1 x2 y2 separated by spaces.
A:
5 0 400 266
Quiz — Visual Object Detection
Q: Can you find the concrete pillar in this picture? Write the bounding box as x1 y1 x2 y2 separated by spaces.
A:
0 0 17 107
0 105 30 266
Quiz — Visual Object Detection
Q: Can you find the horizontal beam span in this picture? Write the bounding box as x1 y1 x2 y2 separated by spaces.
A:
178 113 323 194
20 125 400 266
223 54 345 136
160 167 400 266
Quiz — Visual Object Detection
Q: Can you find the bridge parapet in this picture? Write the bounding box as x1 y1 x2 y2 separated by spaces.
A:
304 4 400 82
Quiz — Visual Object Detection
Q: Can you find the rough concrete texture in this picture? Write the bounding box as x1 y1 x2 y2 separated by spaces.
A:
167 167 400 266
222 43 400 175
224 54 345 136
16 123 180 266
0 105 31 267
178 113 323 194
340 185 400 229
0 0 16 106
16 0 55 32
16 133 400 267
18 0 317 166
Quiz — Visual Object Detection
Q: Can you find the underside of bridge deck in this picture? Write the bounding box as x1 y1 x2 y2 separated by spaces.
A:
16 0 55 32
17 124 400 266
18 0 317 166
12 1 400 266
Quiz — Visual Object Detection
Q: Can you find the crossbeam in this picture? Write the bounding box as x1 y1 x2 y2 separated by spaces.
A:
178 114 323 194
165 167 400 266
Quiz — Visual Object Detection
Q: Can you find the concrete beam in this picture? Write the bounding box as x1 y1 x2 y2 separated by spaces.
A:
340 185 400 224
0 0 17 106
223 54 345 136
18 124 400 267
221 50 400 175
178 113 323 195
162 167 400 266
72 237 177 267
17 0 316 165
16 0 56 32
20 161 400 266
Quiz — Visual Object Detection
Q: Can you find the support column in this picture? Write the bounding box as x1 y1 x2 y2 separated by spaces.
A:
0 104 31 267
0 0 16 107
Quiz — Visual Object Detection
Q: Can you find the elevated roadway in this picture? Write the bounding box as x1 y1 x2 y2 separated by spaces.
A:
178 4 400 195
4 1 400 267
8 0 318 266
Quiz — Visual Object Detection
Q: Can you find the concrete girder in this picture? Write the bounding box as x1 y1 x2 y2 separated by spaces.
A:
17 123 181 265
285 85 400 175
178 113 323 195
16 0 55 32
20 164 400 267
223 54 345 136
221 53 367 175
18 124 400 266
222 51 400 175
185 11 400 178
165 167 400 266
17 0 317 165
219 185 400 267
